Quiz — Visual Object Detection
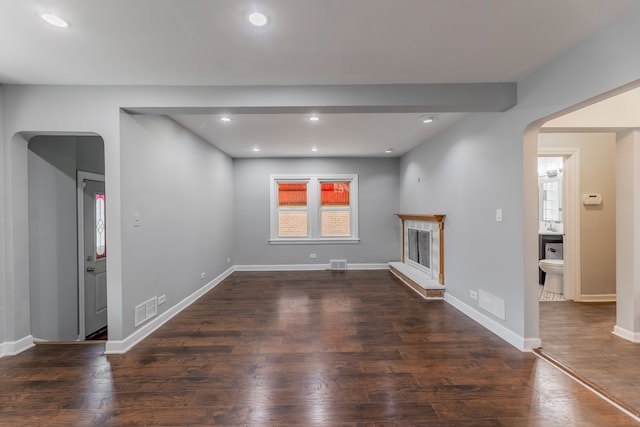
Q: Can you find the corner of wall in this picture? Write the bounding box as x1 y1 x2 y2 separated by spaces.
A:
444 292 535 352
106 266 234 354
0 335 35 358
0 84 5 347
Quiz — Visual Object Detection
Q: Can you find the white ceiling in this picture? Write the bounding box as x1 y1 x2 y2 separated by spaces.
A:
544 85 640 130
170 112 466 158
2 0 638 157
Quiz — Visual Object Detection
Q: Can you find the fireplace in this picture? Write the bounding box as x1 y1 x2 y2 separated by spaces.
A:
389 214 445 298
407 228 431 271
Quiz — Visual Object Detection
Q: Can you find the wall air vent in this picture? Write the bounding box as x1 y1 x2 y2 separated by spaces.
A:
329 259 347 271
134 296 158 327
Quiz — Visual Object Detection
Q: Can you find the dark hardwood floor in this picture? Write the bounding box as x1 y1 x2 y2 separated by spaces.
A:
539 300 640 418
1 271 637 426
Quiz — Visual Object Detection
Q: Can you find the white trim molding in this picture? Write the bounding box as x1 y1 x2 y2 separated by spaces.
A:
612 325 640 343
578 294 616 302
235 263 388 272
105 267 235 354
76 171 106 340
445 293 541 352
0 335 35 358
537 147 581 301
269 174 359 243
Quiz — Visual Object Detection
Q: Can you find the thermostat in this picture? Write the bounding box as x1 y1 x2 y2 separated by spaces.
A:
582 193 602 205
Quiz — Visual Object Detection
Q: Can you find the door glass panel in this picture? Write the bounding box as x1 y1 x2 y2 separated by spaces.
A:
95 193 106 259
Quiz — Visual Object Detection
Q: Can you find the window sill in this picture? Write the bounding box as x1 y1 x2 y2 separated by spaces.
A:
269 238 360 245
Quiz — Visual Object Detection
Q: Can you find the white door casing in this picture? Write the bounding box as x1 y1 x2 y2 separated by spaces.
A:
77 171 108 339
538 147 580 301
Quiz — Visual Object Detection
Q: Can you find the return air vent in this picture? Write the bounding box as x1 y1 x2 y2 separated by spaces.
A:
478 289 505 320
329 259 347 271
134 296 158 327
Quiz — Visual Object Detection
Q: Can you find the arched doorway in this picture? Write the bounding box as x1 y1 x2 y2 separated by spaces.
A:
27 133 107 341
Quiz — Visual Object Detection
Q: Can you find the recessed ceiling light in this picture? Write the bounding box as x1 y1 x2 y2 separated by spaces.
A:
248 12 269 26
419 115 436 124
311 147 318 152
252 147 260 152
385 149 394 153
308 115 320 122
41 13 69 28
220 116 231 122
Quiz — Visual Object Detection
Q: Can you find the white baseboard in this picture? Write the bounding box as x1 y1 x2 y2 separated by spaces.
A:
612 325 640 343
235 263 388 271
522 337 542 351
105 266 235 354
347 263 389 270
445 293 540 352
578 294 616 302
235 264 329 271
0 335 35 358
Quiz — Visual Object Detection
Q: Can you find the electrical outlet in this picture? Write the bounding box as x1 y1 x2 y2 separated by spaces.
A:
310 253 317 259
158 294 166 305
200 272 206 280
470 290 478 300
227 258 231 264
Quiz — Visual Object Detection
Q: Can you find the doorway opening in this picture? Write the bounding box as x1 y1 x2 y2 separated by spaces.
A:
27 134 106 342
527 84 639 413
537 155 566 301
536 147 581 302
77 171 108 341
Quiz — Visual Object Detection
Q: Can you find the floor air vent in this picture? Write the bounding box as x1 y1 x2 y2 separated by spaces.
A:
329 259 347 270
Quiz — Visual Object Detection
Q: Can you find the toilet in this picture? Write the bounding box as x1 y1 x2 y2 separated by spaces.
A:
538 259 564 293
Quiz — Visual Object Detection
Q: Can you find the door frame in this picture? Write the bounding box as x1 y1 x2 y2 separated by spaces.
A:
537 146 581 301
76 170 106 340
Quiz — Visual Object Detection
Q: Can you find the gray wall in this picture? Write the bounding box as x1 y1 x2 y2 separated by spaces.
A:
28 135 104 341
119 114 234 338
0 85 4 346
399 6 640 344
232 157 400 266
615 129 640 334
400 113 525 329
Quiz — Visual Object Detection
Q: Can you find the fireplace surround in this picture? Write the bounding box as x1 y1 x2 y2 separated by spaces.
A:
389 214 445 299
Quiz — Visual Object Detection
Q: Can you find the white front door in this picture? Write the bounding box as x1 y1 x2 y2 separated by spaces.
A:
82 179 108 337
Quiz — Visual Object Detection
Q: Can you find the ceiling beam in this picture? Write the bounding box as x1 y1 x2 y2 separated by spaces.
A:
123 83 516 115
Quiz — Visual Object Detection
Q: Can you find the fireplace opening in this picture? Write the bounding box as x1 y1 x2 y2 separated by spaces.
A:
407 228 431 270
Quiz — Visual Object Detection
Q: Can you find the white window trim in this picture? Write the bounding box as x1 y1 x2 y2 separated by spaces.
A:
270 174 359 244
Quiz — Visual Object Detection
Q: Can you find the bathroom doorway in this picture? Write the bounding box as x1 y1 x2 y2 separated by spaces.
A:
537 146 580 301
537 155 566 300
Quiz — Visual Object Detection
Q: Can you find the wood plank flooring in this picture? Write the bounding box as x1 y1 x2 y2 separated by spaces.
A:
1 271 637 426
539 300 640 418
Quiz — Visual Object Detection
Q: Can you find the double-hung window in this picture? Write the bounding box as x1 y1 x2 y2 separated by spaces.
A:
270 174 359 243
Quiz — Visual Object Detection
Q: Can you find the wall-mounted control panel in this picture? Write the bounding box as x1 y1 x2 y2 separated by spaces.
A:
582 193 602 205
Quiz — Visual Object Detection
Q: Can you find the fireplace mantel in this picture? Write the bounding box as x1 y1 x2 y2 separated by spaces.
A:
390 213 446 299
396 214 445 224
